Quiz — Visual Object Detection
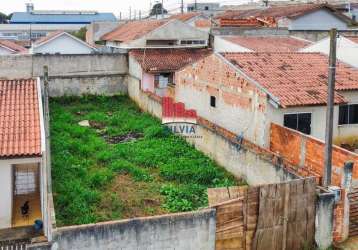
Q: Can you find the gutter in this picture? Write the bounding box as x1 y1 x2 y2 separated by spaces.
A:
215 52 281 107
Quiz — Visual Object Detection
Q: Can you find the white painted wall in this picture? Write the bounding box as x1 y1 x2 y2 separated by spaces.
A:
0 163 12 229
0 157 42 229
336 91 358 138
0 46 14 55
288 9 351 31
300 36 358 68
31 34 94 55
213 36 252 53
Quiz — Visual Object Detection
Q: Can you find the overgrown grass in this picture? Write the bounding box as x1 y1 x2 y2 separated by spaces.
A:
50 95 244 226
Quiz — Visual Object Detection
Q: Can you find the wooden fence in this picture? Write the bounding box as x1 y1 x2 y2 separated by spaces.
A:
208 177 316 250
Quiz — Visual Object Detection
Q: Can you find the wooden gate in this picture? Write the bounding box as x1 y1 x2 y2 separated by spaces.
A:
348 187 358 236
209 177 316 250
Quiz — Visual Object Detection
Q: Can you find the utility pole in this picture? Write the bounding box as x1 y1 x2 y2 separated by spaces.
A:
194 0 197 11
139 10 142 20
129 7 132 20
323 28 337 187
119 12 122 21
181 0 184 14
161 0 164 19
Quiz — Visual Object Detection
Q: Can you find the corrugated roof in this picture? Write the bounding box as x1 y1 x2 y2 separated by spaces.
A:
10 12 116 24
222 36 311 52
0 40 28 54
101 19 168 43
130 48 212 73
221 52 358 107
0 79 42 158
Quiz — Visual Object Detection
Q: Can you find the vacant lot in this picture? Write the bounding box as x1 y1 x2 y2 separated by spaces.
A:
51 95 243 226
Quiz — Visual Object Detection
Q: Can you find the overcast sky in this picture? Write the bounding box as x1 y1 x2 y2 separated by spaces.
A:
1 0 250 18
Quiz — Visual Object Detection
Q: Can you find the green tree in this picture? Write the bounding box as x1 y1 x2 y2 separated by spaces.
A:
0 12 9 24
70 27 87 41
150 3 168 16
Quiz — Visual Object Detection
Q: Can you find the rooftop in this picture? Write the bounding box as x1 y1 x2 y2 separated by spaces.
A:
10 11 116 24
0 79 41 158
0 40 28 54
346 36 358 44
217 3 350 22
222 36 311 52
101 19 168 43
33 31 95 49
221 52 358 107
130 48 212 73
168 12 201 22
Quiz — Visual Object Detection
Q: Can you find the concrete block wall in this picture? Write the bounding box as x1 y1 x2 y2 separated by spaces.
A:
28 210 216 250
0 54 128 79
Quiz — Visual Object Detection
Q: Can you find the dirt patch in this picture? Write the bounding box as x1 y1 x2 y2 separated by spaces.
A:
103 132 143 144
89 120 106 129
98 174 166 219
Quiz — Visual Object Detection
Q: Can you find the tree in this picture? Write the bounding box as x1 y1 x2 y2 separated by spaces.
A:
70 27 87 41
0 12 9 24
150 3 168 16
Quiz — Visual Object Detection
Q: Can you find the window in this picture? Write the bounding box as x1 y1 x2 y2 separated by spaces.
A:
339 104 358 125
180 40 206 45
283 113 311 134
204 6 209 10
154 73 174 88
210 96 216 107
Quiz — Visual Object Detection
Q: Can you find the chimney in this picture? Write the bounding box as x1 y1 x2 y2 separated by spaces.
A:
26 3 34 13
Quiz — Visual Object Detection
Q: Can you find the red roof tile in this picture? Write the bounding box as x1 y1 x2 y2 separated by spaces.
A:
130 48 212 73
218 4 339 19
222 36 311 52
101 20 168 42
168 12 201 22
0 79 42 158
221 52 358 107
0 40 28 54
346 36 358 44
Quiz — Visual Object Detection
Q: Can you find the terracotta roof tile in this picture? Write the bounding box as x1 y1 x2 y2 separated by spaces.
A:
168 12 201 22
346 36 358 44
0 40 28 54
221 52 358 107
101 20 168 43
222 36 311 52
0 79 42 158
130 48 212 73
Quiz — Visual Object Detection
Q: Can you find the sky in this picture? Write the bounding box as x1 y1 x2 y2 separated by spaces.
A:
1 0 250 18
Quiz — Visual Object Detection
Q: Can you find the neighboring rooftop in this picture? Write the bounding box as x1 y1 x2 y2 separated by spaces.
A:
222 36 311 52
33 31 95 49
101 19 167 42
346 36 358 44
0 40 28 54
0 79 41 158
168 12 202 22
221 52 358 107
129 48 212 73
10 4 116 24
217 3 353 24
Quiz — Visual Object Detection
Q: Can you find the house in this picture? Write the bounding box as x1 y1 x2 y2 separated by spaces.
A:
30 31 96 54
10 3 116 25
168 12 212 32
101 19 209 49
129 48 212 97
214 35 311 52
174 52 358 147
187 2 220 13
300 35 358 67
216 4 357 30
0 39 27 55
0 78 49 237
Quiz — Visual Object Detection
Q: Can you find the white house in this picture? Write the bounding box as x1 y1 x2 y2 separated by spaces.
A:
0 78 50 238
30 31 96 54
0 40 27 55
300 35 358 68
101 19 209 49
214 35 311 52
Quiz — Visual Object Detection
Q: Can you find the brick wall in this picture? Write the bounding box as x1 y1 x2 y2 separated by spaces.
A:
175 53 269 147
270 123 357 242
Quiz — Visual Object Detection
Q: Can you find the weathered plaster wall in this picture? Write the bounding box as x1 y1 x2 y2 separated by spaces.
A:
0 53 127 79
28 210 216 250
48 74 127 97
0 162 12 229
175 53 269 148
